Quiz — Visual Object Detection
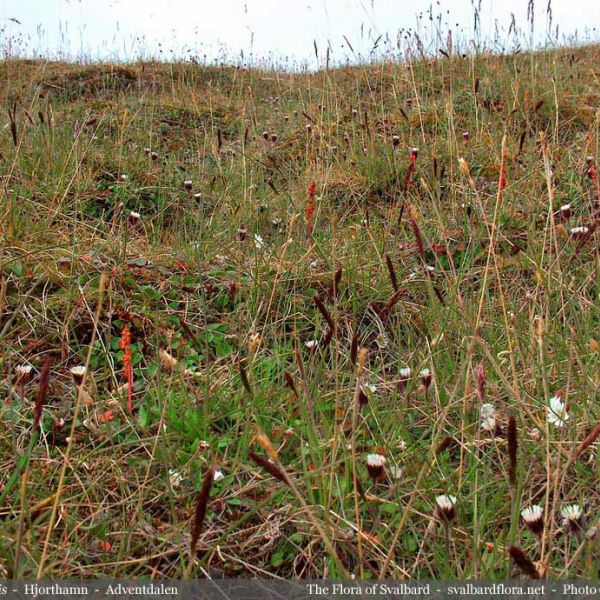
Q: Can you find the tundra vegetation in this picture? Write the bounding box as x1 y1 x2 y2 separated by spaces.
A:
0 31 598 579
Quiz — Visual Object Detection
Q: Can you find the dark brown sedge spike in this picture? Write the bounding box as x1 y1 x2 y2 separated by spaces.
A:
283 371 299 399
572 421 600 463
313 296 336 348
350 332 358 365
508 546 540 579
385 254 398 291
249 451 290 486
409 218 425 260
190 467 215 557
436 435 455 455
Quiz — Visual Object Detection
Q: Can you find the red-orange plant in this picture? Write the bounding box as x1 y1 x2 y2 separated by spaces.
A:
119 325 133 415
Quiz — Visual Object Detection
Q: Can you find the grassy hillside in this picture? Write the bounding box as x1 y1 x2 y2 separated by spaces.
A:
0 46 598 578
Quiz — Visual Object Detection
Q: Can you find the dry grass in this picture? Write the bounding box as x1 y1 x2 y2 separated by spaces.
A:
0 43 598 579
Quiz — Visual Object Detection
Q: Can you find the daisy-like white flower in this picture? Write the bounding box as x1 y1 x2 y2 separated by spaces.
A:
521 505 544 535
70 365 87 386
561 504 583 533
15 364 33 383
435 495 457 523
128 211 141 227
305 340 318 350
254 234 264 249
399 367 411 392
547 394 569 428
570 226 589 237
213 470 225 482
366 454 387 481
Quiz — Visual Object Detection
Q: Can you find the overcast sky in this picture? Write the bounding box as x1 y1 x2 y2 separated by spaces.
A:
0 0 597 66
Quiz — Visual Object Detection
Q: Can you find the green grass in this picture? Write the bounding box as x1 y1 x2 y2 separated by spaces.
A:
0 46 598 579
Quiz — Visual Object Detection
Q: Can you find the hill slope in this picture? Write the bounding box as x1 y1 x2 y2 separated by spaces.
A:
0 47 598 578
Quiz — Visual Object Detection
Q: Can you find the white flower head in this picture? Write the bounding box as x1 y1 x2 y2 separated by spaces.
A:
435 495 457 522
521 505 543 523
305 340 318 350
129 210 141 219
521 505 544 534
561 504 582 522
400 367 412 379
70 365 87 384
15 364 33 377
213 470 225 482
254 234 265 249
366 454 386 468
366 453 387 481
547 395 569 428
436 494 457 511
570 226 589 236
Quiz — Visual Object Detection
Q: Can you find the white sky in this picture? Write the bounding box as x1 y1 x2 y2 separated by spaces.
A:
0 0 598 65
